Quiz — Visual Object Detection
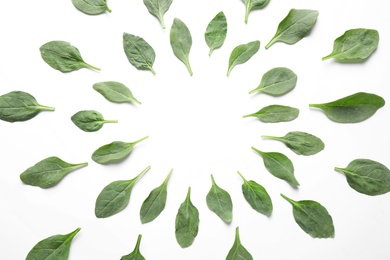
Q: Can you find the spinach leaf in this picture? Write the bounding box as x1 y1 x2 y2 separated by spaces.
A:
140 169 173 224
0 91 54 122
281 194 335 238
309 92 385 123
40 41 100 72
71 110 117 132
72 0 111 15
170 18 193 76
20 157 88 189
227 40 260 76
93 81 141 104
252 147 299 186
226 227 253 260
143 0 173 29
265 9 319 49
95 166 150 218
123 33 157 75
205 12 227 56
26 228 80 260
249 67 297 95
206 175 233 223
335 159 390 196
322 29 379 62
237 171 272 216
243 104 299 122
92 136 148 164
242 0 270 24
262 131 325 156
175 187 199 248
121 234 145 260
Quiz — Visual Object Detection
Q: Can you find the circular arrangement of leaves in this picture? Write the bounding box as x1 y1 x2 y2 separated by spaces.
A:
1 0 389 259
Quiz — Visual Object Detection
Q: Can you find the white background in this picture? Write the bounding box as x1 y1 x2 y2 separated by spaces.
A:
1 0 390 259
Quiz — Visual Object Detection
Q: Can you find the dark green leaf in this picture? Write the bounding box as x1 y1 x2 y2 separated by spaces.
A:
243 104 299 122
335 159 390 196
309 92 385 123
72 0 111 15
40 41 100 72
205 12 227 56
71 110 117 132
95 166 150 218
143 0 173 29
249 67 297 95
265 9 319 49
322 28 379 62
206 175 233 223
140 169 173 224
26 228 80 260
20 157 87 188
262 131 325 156
237 171 272 216
227 40 260 76
123 33 157 75
226 227 253 260
242 0 270 24
0 91 54 122
93 81 141 104
281 194 335 238
121 234 145 260
170 18 193 76
175 187 199 248
252 147 299 186
92 136 148 164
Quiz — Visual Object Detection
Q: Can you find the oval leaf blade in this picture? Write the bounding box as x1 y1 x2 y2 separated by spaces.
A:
205 11 227 56
93 81 141 104
249 67 297 95
72 0 111 15
206 175 233 223
170 18 193 76
227 40 260 76
243 104 299 122
71 110 117 132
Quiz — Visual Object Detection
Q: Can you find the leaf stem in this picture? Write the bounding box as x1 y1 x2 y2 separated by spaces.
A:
237 171 247 183
208 48 214 56
280 193 297 206
243 113 254 118
38 105 55 111
265 37 276 49
244 3 250 24
185 60 193 76
158 14 166 29
322 54 333 61
261 135 282 141
134 234 142 253
186 187 191 202
84 62 101 71
74 162 88 169
235 227 241 243
163 169 173 185
148 65 157 75
69 227 81 238
106 4 112 13
104 119 118 123
134 166 151 182
133 136 149 145
248 87 260 94
309 103 321 108
210 174 216 185
226 66 233 77
251 146 263 155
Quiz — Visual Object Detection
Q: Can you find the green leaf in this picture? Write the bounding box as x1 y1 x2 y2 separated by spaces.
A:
95 166 150 218
206 175 233 223
175 187 199 248
243 104 299 123
249 67 297 95
226 227 253 260
227 40 260 76
335 159 390 196
71 0 111 15
0 91 54 122
242 0 270 24
322 28 379 62
205 12 227 56
265 9 319 49
252 147 299 186
123 33 157 75
93 81 141 104
143 0 173 29
262 131 325 156
281 194 335 238
309 92 385 123
140 169 173 224
237 171 272 216
92 136 148 164
170 18 193 76
26 228 80 260
71 110 117 132
20 157 88 189
120 234 145 260
40 41 100 72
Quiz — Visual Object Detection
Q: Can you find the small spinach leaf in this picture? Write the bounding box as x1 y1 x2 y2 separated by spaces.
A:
243 104 299 123
93 81 141 104
335 159 390 196
40 41 100 72
71 110 117 132
143 0 173 29
242 0 270 24
120 234 145 260
0 91 54 122
281 194 335 238
226 227 253 260
95 166 150 218
309 92 385 123
265 9 319 49
227 40 260 76
170 18 193 76
206 175 233 223
205 12 227 56
249 67 297 95
72 0 111 15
